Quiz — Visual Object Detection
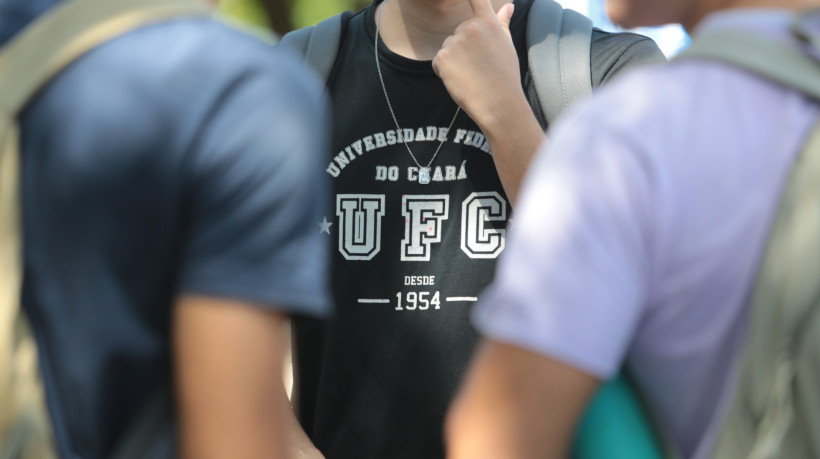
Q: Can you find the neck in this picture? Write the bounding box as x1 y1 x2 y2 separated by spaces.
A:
685 0 820 31
376 0 509 60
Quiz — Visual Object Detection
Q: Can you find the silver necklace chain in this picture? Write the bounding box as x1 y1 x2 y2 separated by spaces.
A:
374 1 461 184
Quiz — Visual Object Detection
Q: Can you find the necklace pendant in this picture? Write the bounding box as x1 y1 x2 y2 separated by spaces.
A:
418 167 431 184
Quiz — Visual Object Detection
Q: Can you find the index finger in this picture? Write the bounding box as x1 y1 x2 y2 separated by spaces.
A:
467 0 496 18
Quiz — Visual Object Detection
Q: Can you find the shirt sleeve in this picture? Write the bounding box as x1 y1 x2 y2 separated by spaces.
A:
178 49 331 318
473 102 654 378
590 32 667 88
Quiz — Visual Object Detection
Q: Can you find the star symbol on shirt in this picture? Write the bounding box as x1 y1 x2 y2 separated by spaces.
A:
319 217 332 235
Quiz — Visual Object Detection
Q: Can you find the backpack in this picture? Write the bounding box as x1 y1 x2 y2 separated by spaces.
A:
677 11 820 459
0 0 211 457
279 0 594 126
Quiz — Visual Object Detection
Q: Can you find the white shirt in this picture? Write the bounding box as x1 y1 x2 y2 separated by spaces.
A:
473 9 820 458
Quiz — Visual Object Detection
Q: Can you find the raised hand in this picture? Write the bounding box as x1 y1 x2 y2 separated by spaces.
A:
432 0 520 130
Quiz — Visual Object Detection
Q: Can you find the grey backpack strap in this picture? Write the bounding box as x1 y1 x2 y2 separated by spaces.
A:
526 0 593 125
677 30 820 100
714 119 820 459
279 23 313 55
0 0 212 114
678 21 820 459
0 0 211 457
280 13 348 82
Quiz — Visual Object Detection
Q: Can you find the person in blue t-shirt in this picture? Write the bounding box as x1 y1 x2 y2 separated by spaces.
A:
0 0 331 457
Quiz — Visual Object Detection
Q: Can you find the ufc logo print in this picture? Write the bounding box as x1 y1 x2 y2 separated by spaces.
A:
335 193 506 261
337 194 385 260
401 195 449 261
461 192 506 258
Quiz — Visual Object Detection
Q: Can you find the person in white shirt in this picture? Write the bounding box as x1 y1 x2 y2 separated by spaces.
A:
445 0 820 458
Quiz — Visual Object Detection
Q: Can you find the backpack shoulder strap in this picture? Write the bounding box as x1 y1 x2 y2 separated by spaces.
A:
0 1 211 457
677 25 820 458
712 115 820 459
280 12 352 83
677 30 820 101
526 0 593 125
0 0 212 116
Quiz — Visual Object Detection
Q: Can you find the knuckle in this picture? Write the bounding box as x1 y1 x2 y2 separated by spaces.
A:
432 61 442 76
436 47 450 61
463 21 483 37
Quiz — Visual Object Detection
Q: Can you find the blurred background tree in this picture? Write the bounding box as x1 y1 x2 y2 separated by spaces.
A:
220 0 369 35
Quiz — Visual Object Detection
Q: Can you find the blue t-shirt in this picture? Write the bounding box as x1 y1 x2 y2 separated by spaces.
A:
2 1 331 456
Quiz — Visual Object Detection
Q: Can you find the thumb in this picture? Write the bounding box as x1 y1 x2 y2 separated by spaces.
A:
496 2 514 30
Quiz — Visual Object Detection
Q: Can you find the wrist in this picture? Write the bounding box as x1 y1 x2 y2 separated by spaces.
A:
475 90 537 140
471 89 533 137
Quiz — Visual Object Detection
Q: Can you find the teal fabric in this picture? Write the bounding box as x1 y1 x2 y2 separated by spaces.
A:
572 375 664 459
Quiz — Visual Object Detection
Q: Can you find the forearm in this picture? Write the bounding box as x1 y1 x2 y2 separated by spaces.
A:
476 91 545 206
446 341 598 459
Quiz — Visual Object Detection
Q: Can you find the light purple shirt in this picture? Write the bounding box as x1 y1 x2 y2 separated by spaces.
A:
473 9 820 458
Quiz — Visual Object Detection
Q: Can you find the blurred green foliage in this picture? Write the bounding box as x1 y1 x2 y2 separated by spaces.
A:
219 0 271 27
292 0 355 28
220 0 368 31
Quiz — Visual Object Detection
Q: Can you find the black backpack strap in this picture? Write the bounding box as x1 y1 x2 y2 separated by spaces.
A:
526 0 593 125
280 12 352 83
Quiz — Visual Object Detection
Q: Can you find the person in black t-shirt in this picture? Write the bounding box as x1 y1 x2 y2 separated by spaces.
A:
285 0 664 458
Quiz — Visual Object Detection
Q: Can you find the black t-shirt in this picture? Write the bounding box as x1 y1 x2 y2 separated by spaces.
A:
292 1 663 457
